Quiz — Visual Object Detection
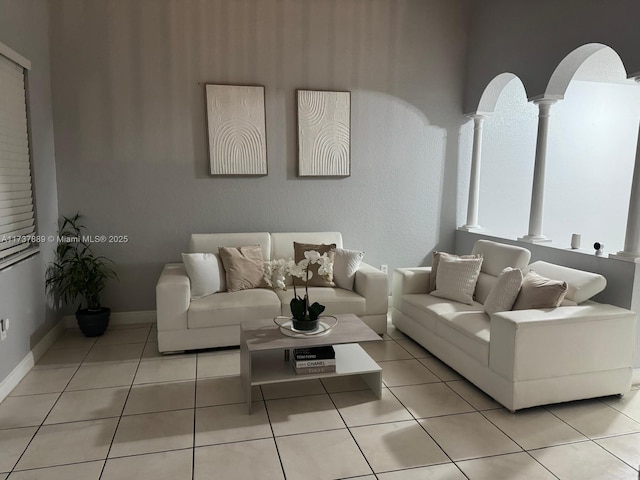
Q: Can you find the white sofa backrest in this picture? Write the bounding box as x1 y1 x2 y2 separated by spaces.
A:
189 233 272 261
472 240 531 304
270 232 343 260
528 260 606 304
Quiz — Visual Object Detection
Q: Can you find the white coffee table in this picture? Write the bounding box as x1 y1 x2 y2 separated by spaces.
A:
240 313 382 413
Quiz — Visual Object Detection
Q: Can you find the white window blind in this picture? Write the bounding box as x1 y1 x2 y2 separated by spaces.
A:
0 44 38 269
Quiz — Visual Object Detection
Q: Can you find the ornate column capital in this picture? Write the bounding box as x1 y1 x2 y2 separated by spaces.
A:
465 112 490 121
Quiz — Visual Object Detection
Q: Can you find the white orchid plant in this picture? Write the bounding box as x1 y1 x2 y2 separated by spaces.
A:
264 250 333 322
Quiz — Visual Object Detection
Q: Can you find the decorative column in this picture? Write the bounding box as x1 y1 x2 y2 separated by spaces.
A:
460 114 487 232
612 76 640 262
519 98 557 243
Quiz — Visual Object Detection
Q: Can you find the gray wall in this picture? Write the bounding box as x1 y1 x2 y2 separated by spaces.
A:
48 0 471 312
464 0 640 112
0 0 60 381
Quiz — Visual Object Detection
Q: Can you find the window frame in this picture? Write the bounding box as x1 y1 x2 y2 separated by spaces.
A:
0 40 39 270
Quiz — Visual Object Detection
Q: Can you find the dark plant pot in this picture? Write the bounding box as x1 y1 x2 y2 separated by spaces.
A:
76 307 111 337
291 318 319 332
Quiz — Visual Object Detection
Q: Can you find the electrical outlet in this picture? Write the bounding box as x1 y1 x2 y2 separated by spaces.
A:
380 264 388 274
0 319 6 341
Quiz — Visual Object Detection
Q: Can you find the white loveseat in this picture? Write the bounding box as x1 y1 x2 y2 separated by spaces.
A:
392 239 637 411
156 232 388 353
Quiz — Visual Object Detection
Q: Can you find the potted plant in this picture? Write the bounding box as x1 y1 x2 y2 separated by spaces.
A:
287 251 333 331
45 213 118 337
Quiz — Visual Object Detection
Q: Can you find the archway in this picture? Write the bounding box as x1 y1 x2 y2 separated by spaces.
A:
462 43 640 253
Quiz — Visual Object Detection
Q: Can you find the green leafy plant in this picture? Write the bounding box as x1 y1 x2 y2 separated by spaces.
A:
45 213 118 311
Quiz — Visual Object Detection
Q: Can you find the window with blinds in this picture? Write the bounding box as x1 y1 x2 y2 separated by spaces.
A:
0 44 38 270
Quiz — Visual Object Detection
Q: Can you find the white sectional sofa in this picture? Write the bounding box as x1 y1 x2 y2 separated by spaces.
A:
392 239 637 411
156 232 388 353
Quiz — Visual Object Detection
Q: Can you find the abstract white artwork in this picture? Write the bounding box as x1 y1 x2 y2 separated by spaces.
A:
297 90 350 177
206 84 267 175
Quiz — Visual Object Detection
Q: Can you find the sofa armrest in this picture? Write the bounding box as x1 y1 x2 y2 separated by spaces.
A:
391 267 431 310
353 262 389 315
156 263 190 332
490 303 636 382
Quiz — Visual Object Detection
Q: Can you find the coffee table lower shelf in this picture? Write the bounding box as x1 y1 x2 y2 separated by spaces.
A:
241 343 382 413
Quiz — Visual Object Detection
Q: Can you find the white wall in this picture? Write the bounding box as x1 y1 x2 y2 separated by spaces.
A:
470 78 640 253
48 0 471 312
476 79 537 238
544 80 640 252
0 0 60 382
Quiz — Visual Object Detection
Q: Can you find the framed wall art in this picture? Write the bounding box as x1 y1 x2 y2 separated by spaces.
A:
206 84 267 176
297 90 351 177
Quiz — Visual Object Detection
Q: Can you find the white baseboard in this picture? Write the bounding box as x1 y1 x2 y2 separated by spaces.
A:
0 320 65 403
64 310 156 328
633 368 640 386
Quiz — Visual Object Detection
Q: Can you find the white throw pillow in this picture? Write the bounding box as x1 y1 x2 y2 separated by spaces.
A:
428 251 482 293
431 255 483 305
333 248 365 290
181 252 226 299
483 267 523 315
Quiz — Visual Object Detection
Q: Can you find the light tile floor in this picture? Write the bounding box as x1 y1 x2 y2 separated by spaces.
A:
0 322 639 479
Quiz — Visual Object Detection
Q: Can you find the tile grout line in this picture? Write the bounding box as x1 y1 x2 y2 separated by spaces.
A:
321 375 377 478
191 350 198 480
261 384 288 479
389 327 633 478
8 332 98 476
475 410 561 479
4 322 638 478
595 439 640 472
383 336 471 479
97 325 150 480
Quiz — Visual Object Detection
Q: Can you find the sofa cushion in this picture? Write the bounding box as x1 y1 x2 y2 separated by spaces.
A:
471 240 531 304
294 242 336 287
188 289 281 329
435 311 491 365
181 252 226 298
219 245 269 292
432 255 483 305
512 271 568 310
527 261 606 304
276 287 366 317
471 240 531 276
333 248 365 291
483 267 523 315
399 293 483 332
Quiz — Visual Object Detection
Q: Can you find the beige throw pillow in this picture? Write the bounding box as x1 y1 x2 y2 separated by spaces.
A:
218 245 268 292
431 255 483 305
483 267 523 315
429 251 482 293
293 242 336 287
512 270 568 310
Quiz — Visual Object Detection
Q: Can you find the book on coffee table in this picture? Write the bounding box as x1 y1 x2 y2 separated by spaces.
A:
292 345 336 372
293 363 337 375
293 345 335 360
